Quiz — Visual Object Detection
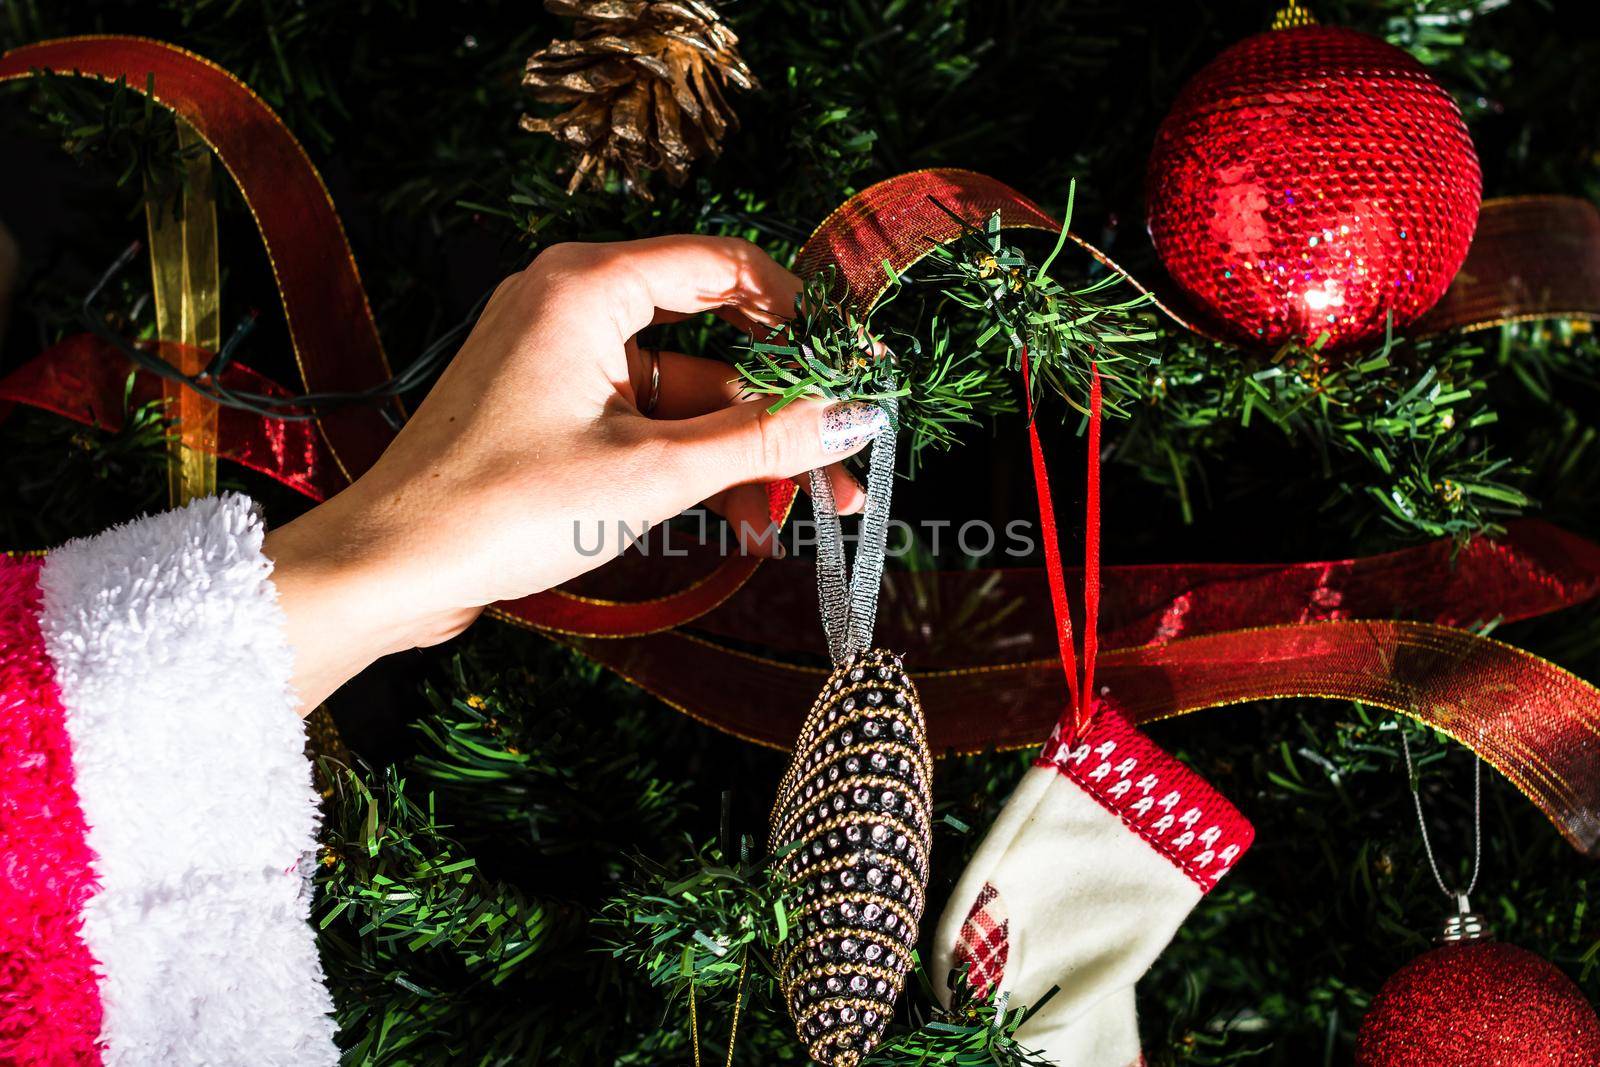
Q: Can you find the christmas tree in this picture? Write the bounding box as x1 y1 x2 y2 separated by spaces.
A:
3 1 1599 1063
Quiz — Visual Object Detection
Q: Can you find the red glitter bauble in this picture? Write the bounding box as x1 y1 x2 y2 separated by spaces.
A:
1356 941 1600 1065
1146 25 1482 351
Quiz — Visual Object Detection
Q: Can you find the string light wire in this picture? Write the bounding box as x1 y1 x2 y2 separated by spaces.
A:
80 241 489 426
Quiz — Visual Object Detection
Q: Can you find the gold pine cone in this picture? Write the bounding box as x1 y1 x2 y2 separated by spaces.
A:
521 0 757 198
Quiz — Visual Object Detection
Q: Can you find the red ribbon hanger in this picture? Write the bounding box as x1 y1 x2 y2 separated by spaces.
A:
1021 350 1103 740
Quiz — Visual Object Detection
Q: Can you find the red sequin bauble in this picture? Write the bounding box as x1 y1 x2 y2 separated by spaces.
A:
1146 26 1481 351
1356 941 1600 1065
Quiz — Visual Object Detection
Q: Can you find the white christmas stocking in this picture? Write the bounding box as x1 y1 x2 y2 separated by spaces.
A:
932 706 1254 1066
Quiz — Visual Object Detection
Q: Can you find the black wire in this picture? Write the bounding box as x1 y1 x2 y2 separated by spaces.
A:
79 241 491 422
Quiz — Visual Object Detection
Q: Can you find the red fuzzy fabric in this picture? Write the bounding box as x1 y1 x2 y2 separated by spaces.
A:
0 553 102 1063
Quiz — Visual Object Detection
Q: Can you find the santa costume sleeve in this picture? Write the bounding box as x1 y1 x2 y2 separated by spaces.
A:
931 706 1254 1066
0 493 337 1066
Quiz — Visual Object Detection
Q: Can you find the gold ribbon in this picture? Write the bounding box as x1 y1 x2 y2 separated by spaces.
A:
144 119 221 505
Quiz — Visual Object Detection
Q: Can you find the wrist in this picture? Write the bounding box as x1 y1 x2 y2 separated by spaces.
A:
263 493 438 710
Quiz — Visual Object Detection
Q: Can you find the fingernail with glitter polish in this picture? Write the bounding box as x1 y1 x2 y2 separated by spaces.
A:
820 401 889 454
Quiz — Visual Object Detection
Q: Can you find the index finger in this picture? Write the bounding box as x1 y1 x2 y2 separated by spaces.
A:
530 235 802 344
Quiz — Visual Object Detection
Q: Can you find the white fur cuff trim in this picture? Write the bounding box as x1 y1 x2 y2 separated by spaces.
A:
39 493 337 1066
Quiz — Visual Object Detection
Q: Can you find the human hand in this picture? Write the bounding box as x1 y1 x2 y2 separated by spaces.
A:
263 236 886 708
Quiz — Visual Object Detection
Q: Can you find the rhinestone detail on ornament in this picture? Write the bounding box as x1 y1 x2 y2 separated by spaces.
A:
771 649 931 1067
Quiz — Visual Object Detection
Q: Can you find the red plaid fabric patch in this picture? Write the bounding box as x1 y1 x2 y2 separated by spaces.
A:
955 882 1009 999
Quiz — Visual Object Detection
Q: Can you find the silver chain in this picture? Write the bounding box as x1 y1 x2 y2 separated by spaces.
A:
811 395 897 665
1399 728 1483 903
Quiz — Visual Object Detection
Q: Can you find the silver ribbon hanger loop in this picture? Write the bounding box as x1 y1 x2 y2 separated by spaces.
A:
810 394 897 666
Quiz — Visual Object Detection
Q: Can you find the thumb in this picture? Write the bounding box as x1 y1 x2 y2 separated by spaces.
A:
659 397 889 507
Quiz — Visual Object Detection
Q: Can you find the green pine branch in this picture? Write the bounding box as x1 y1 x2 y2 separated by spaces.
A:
1118 328 1530 540
316 765 557 978
862 969 1056 1066
736 265 1016 469
597 834 794 1001
913 190 1158 418
735 187 1157 466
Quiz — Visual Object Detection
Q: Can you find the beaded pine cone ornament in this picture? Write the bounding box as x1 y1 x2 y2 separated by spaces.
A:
770 649 932 1066
521 0 756 198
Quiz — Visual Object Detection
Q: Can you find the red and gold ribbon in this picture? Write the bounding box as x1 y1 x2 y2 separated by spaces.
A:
6 38 1600 854
552 618 1600 853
